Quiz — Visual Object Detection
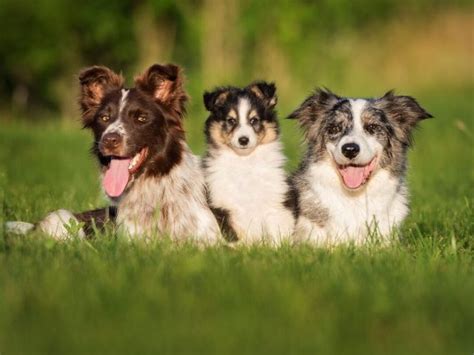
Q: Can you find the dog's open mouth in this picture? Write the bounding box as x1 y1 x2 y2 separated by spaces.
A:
336 156 377 190
102 147 148 198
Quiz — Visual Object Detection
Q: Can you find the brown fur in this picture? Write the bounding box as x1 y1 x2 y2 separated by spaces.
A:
76 63 219 241
79 64 189 178
248 82 278 108
208 121 230 148
79 66 124 127
74 207 116 236
134 64 188 120
259 121 279 144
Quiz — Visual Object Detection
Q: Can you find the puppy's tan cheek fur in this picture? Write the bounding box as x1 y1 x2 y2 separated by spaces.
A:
210 123 231 147
259 122 278 144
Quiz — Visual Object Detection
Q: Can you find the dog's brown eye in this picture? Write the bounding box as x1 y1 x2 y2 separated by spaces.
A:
227 118 236 125
328 124 342 135
100 114 110 122
249 117 259 125
366 124 380 134
137 115 147 123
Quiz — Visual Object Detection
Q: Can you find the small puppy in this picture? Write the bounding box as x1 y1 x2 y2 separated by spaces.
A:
202 82 296 245
7 64 220 244
289 89 432 245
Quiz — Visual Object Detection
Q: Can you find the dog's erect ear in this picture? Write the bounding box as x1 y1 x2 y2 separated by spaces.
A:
288 88 340 131
79 66 123 126
203 87 232 112
135 64 188 116
375 91 432 144
377 91 433 127
247 81 277 109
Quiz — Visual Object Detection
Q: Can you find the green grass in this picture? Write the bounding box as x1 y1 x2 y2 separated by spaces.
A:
0 84 473 354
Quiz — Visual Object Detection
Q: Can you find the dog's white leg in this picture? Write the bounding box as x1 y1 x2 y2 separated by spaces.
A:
194 210 222 245
264 212 295 246
5 221 35 235
37 209 86 240
294 216 329 245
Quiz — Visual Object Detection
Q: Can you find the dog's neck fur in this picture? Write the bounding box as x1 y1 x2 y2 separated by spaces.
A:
294 159 409 245
204 140 295 244
114 142 220 243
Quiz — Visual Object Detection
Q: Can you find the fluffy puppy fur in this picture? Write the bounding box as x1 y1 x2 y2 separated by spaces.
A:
289 89 432 245
8 64 220 243
202 82 296 245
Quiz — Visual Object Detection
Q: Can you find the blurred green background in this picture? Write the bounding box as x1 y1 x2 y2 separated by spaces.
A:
1 0 473 166
1 0 472 122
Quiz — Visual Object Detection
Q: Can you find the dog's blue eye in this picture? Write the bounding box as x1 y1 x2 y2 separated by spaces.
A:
366 124 380 134
328 124 342 135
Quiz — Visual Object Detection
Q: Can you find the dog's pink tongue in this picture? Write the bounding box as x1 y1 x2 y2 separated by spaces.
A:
339 166 366 189
103 159 131 197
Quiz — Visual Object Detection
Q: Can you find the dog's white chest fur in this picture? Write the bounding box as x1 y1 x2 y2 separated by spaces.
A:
296 161 409 244
117 148 220 243
205 141 295 243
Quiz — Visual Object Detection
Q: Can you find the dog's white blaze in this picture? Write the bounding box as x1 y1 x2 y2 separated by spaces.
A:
347 99 375 164
205 140 295 245
237 97 251 120
102 89 129 138
330 99 382 165
231 98 257 150
119 89 129 113
350 99 366 131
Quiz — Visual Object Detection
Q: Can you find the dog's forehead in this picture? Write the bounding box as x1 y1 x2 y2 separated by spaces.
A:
119 88 162 112
322 98 378 129
100 88 139 109
332 98 351 111
359 100 390 123
101 89 123 107
327 99 352 122
120 88 144 105
333 98 380 119
218 92 250 111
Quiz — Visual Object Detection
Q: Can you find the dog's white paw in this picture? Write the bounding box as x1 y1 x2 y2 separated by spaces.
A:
5 221 35 235
37 209 85 240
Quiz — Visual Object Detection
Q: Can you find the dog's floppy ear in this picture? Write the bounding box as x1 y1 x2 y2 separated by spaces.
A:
375 91 433 144
135 63 188 117
79 66 123 126
203 87 232 112
247 81 277 109
288 88 340 131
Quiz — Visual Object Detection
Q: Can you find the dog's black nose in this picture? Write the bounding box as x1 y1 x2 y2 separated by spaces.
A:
238 136 249 146
102 132 123 149
341 143 360 159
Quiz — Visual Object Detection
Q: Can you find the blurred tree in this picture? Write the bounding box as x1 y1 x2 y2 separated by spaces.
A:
0 0 471 119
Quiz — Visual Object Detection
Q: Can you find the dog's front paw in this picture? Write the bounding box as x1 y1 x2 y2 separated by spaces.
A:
37 209 85 240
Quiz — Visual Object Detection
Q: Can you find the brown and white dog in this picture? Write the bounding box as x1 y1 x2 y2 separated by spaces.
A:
7 64 220 244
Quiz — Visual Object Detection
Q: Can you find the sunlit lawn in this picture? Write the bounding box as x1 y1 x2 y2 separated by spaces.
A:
0 84 473 354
